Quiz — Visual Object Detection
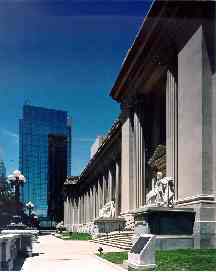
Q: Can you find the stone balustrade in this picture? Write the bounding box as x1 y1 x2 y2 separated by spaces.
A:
0 234 20 271
0 230 39 271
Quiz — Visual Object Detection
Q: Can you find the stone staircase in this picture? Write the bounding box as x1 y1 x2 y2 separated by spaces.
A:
90 231 133 250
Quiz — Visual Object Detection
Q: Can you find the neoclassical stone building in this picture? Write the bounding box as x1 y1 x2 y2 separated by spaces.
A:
64 0 216 247
64 120 122 229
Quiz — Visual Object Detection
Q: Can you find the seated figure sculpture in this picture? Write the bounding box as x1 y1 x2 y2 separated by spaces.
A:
99 201 115 218
146 172 175 207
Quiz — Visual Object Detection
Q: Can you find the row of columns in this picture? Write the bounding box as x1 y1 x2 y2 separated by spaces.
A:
120 98 146 213
64 72 177 223
64 160 121 229
120 74 178 214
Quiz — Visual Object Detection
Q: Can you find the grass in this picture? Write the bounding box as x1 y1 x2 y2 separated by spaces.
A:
96 251 128 264
156 249 216 271
97 249 216 271
59 232 92 240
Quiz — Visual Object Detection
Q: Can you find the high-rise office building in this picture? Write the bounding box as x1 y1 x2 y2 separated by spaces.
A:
0 160 6 178
19 105 71 218
48 134 67 222
0 160 6 190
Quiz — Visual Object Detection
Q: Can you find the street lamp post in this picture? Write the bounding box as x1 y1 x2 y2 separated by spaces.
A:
8 170 26 214
26 201 34 217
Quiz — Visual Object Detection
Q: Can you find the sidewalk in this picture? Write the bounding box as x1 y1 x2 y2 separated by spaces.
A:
21 235 126 272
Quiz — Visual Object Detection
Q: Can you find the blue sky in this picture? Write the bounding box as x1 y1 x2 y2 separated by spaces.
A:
0 0 152 176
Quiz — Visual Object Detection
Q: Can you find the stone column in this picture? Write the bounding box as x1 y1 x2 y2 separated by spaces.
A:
63 200 66 225
67 198 70 228
67 197 70 228
73 199 75 228
81 195 84 224
120 100 135 213
74 199 78 226
98 177 103 210
93 185 96 219
108 168 112 202
178 26 213 200
86 192 89 223
87 191 90 223
83 193 86 224
85 192 88 224
69 198 72 229
78 196 81 224
115 161 120 216
102 175 106 206
166 69 178 198
64 197 67 228
133 99 145 207
178 25 216 248
65 196 69 228
79 196 81 224
89 189 93 222
85 192 88 223
70 198 73 228
88 189 91 222
96 181 99 217
77 198 80 225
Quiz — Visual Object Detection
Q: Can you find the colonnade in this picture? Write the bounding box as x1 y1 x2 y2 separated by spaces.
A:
64 75 178 227
64 159 121 230
120 98 146 213
120 76 178 214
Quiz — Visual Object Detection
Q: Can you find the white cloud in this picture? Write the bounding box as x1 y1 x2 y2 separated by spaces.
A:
2 129 19 144
73 137 94 143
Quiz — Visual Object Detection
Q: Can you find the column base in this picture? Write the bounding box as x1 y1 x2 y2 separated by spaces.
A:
176 195 216 248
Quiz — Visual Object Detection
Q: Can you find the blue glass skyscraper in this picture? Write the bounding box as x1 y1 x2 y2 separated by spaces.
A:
0 160 7 190
19 105 71 218
0 160 6 178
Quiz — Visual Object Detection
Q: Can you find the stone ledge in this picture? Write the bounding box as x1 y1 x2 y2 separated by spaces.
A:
134 206 195 214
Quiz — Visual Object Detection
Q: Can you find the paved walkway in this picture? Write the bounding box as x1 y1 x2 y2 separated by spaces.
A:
21 235 126 272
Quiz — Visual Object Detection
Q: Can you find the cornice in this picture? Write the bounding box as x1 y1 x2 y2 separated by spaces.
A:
110 0 214 102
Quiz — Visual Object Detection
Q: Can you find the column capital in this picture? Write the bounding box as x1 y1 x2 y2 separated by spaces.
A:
120 94 145 122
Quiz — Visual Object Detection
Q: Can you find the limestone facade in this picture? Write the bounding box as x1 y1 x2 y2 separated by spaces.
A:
64 1 216 247
64 121 121 231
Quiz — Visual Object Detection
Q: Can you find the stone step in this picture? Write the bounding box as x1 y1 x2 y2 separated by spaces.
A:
100 231 133 236
97 233 133 239
91 232 133 251
108 240 132 245
91 231 134 251
91 240 132 250
96 236 132 242
93 239 132 246
94 238 132 244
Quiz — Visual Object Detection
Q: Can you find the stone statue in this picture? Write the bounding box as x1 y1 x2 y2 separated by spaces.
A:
99 201 115 218
146 172 175 207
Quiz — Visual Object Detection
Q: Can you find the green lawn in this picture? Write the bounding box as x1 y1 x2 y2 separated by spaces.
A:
97 251 128 264
156 249 216 271
97 249 216 271
59 232 92 240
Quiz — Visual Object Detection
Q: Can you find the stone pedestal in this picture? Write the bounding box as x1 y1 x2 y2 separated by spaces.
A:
134 207 195 235
2 230 39 257
93 217 126 234
177 197 216 248
0 234 20 271
127 234 156 271
132 207 195 250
